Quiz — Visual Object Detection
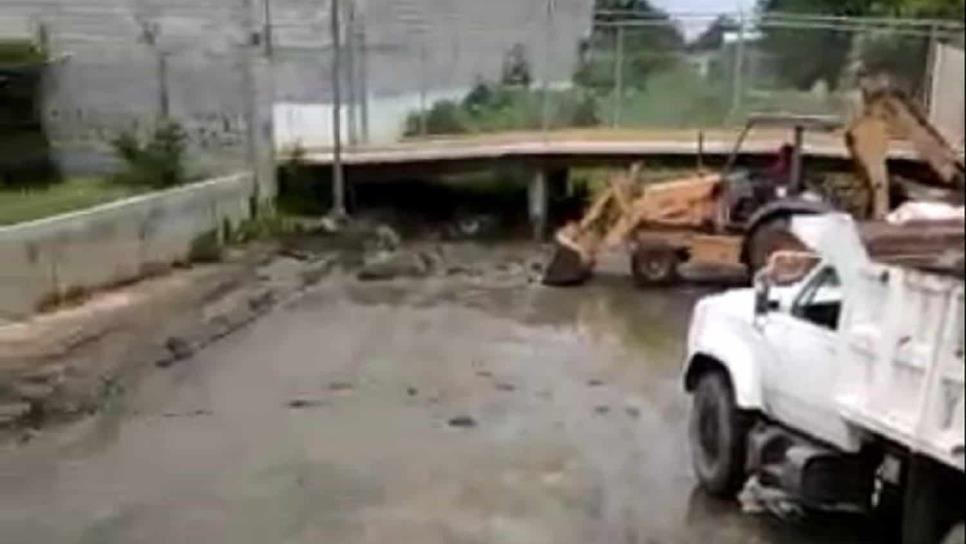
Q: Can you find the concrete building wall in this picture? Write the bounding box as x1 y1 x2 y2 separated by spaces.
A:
1 0 260 176
1 0 594 156
0 173 254 320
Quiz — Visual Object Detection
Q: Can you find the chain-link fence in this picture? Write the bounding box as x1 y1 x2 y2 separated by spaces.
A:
276 3 964 149
3 1 964 195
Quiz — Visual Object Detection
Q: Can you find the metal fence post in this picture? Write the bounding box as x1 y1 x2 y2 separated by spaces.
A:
419 36 428 137
330 0 347 217
612 25 625 128
157 52 171 119
346 0 358 147
923 23 939 110
357 19 370 144
730 10 746 121
541 0 556 133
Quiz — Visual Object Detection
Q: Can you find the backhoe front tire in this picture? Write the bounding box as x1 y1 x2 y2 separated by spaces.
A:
631 246 680 287
689 371 752 498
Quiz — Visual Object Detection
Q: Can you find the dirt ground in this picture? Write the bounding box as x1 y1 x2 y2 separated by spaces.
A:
0 245 871 544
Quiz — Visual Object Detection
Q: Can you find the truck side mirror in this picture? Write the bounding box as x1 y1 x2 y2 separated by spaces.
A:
754 272 777 316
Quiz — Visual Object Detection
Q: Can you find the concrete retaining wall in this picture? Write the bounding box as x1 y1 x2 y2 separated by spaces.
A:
0 173 255 320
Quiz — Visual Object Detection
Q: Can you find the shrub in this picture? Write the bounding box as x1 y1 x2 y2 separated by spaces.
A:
570 94 601 128
501 44 533 88
111 120 188 189
403 100 469 137
277 141 329 215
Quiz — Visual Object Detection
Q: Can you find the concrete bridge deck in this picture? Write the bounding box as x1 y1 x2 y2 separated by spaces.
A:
299 129 918 170
295 129 929 241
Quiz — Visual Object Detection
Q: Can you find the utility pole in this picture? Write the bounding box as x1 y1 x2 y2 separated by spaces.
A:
263 0 274 58
330 0 347 217
240 0 276 206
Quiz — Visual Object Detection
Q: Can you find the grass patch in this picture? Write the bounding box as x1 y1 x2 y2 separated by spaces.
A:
403 83 600 137
0 177 148 226
602 66 732 128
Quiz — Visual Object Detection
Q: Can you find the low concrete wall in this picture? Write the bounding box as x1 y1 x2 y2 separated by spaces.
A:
0 173 255 320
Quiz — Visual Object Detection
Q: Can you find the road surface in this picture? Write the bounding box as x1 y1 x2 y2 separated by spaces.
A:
0 251 870 543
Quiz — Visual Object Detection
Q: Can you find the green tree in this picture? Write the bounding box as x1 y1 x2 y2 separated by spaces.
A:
501 44 533 88
575 0 686 92
757 0 874 91
881 0 965 18
689 15 737 52
111 121 188 189
758 0 962 92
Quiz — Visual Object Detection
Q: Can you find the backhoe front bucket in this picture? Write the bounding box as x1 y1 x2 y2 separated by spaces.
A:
542 242 593 287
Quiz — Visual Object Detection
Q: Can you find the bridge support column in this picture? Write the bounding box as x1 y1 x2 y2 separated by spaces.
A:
529 170 549 242
529 167 569 242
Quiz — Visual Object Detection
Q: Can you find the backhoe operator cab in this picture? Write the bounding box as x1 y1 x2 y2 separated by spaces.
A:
721 113 841 226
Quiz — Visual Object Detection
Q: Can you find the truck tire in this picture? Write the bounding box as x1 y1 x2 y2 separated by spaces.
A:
902 455 964 544
942 525 965 544
631 246 680 287
689 371 752 498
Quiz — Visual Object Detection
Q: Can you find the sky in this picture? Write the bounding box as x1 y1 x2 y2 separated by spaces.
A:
651 0 757 13
649 0 757 37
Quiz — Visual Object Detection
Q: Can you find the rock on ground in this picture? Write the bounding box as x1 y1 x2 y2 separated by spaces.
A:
357 251 434 281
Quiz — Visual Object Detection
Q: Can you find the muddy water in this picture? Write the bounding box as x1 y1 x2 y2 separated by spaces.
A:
0 255 869 544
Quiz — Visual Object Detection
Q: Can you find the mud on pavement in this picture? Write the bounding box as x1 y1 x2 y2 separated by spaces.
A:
0 218 547 440
0 223 871 544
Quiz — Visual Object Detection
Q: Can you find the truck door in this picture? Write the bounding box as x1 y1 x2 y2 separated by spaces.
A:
762 266 852 446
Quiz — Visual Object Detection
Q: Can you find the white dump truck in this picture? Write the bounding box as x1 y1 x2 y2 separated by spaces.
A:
683 213 965 544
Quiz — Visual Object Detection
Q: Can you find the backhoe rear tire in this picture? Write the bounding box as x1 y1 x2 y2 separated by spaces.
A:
689 371 752 498
745 217 796 275
631 246 680 287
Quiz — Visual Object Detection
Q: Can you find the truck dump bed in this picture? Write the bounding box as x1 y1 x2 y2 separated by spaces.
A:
859 220 965 277
835 230 965 471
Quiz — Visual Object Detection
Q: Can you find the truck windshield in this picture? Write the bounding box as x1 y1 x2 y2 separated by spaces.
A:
792 267 843 330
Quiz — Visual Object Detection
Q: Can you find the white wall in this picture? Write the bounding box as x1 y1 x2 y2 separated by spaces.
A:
0 174 254 320
274 86 469 149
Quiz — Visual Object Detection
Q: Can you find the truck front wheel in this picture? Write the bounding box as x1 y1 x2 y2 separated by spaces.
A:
942 524 965 544
689 371 752 498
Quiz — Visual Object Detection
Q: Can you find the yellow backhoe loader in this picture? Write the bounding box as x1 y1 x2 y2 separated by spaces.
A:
542 86 965 287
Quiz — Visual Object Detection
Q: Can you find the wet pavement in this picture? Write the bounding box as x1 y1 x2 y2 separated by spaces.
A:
0 251 870 544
